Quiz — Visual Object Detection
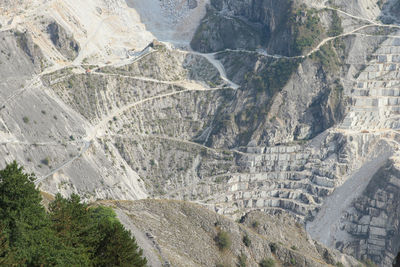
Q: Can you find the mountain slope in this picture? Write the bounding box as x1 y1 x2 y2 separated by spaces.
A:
1 0 400 265
98 199 362 267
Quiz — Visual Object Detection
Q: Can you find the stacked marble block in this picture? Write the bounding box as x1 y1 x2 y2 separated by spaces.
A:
342 37 400 130
218 145 337 219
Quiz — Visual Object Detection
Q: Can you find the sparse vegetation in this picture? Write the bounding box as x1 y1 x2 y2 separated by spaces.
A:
41 157 50 166
22 116 29 123
215 230 231 250
311 41 342 73
251 220 259 229
364 259 378 267
269 242 278 253
260 258 275 267
291 7 324 55
245 58 301 95
377 0 385 9
238 253 247 267
243 233 251 247
215 176 226 183
14 30 29 51
327 10 343 37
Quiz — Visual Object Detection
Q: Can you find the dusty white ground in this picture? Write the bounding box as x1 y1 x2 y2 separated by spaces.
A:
125 0 209 48
0 0 210 66
0 0 156 66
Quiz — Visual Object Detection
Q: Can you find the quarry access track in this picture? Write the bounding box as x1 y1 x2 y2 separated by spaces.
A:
210 5 400 60
30 3 400 186
35 81 233 184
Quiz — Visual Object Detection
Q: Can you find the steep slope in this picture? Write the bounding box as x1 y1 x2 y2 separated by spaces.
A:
0 27 147 201
328 160 400 266
191 0 295 55
98 199 362 267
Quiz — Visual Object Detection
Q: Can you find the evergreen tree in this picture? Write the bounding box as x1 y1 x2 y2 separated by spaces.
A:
50 194 147 266
49 193 93 261
0 226 17 265
0 161 55 265
93 218 147 267
0 161 147 266
0 161 43 227
0 162 89 266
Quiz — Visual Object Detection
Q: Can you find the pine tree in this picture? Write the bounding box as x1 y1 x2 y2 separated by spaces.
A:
50 194 147 266
0 161 55 265
0 162 147 266
92 219 147 267
0 162 90 266
0 226 16 265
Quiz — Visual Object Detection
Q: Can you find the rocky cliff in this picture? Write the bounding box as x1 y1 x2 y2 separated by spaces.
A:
326 160 400 266
47 21 80 60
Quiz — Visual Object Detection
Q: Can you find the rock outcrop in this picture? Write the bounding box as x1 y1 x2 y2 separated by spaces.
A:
191 0 294 54
328 161 400 266
47 21 79 60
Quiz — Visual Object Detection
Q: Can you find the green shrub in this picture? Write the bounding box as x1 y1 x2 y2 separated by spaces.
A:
41 157 50 166
269 242 277 253
311 42 341 72
363 259 378 267
252 221 259 229
259 258 275 267
215 231 231 250
291 8 324 55
238 253 247 267
245 58 301 95
22 116 29 123
291 245 297 250
327 10 343 37
243 234 251 247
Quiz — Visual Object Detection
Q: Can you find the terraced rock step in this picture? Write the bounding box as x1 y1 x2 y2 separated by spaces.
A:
306 31 400 265
342 34 400 130
186 35 400 226
184 143 339 220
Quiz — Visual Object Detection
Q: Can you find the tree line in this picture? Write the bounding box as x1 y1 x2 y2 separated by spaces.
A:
0 161 147 266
